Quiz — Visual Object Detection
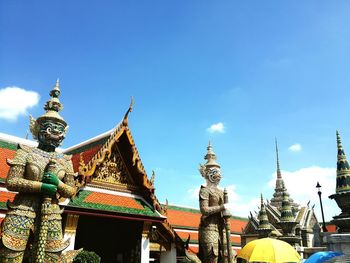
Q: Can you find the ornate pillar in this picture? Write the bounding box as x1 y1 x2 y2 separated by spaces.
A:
63 214 80 251
141 222 151 263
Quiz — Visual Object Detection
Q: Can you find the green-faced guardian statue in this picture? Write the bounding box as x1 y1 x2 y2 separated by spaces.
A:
0 80 77 263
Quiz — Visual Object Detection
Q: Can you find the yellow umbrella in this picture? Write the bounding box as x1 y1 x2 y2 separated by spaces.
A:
238 238 301 263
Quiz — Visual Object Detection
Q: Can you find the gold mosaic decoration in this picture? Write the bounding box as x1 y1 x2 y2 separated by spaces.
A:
92 150 135 189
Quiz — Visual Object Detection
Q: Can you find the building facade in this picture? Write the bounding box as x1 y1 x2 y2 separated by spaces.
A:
0 88 247 262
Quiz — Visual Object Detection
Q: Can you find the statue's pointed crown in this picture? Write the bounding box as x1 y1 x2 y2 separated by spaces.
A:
37 79 67 126
199 141 220 178
204 141 220 168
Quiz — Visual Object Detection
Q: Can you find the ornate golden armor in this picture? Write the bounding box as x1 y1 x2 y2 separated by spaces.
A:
199 186 227 263
0 80 77 263
1 145 76 262
198 143 229 263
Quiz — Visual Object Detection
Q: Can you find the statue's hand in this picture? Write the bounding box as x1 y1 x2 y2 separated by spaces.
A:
42 172 60 186
41 183 57 196
223 203 232 217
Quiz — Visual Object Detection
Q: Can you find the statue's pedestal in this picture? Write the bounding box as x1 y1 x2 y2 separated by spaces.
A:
326 233 350 254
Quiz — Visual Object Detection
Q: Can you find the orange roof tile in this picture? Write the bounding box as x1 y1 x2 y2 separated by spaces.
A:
230 219 248 232
167 209 201 228
326 224 337 233
0 192 15 203
84 192 143 210
71 145 103 172
176 231 199 241
0 148 15 180
167 207 247 234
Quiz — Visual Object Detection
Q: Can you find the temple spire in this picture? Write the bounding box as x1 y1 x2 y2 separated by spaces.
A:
272 138 285 200
276 138 282 179
336 131 350 193
270 139 299 213
257 193 272 238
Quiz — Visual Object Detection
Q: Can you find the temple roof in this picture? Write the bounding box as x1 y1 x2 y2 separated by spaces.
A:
66 188 164 220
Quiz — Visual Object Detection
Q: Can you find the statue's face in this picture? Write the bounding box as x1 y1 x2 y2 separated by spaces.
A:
38 119 66 148
206 167 221 185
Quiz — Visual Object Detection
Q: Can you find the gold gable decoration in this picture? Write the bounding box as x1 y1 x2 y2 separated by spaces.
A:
94 152 128 184
90 146 137 191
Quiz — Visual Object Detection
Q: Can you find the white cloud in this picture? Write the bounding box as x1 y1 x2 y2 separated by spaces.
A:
207 122 225 134
268 166 339 221
224 184 261 218
288 143 302 152
187 186 200 200
0 87 40 121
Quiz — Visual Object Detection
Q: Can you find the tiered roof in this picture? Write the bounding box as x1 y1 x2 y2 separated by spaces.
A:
270 139 299 212
335 131 350 193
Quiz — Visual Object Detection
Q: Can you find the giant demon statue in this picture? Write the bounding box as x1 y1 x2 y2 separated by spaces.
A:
198 143 232 263
0 80 77 263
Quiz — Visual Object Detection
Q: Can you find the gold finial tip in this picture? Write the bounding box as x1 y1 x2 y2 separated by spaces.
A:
122 96 135 126
52 79 60 93
207 141 213 151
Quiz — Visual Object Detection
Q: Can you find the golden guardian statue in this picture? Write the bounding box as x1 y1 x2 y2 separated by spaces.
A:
0 80 77 262
198 143 232 263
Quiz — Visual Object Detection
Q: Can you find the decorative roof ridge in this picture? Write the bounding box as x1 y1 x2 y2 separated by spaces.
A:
63 126 117 154
78 121 125 177
302 207 313 227
304 207 316 227
122 128 161 207
165 203 200 211
74 187 167 219
249 214 259 229
0 132 64 153
122 96 134 126
121 129 168 217
83 185 147 200
265 202 281 220
295 206 306 224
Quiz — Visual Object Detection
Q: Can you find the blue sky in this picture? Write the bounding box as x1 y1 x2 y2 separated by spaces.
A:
1 1 350 221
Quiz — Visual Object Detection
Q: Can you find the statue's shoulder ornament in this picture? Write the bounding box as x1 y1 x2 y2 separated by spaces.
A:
63 153 72 161
6 144 33 166
199 185 210 200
